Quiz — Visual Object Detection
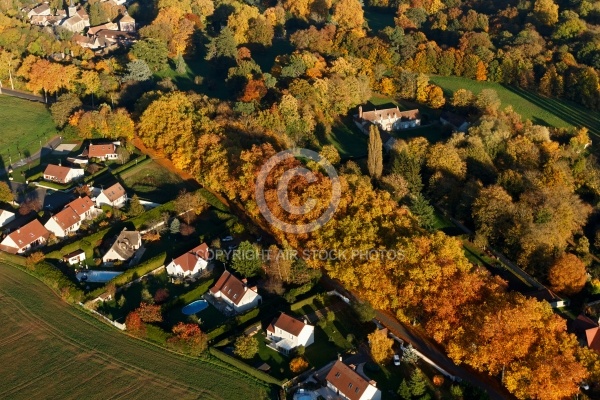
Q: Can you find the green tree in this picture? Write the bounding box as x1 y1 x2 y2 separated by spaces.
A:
398 380 412 399
402 343 418 364
132 39 169 72
233 335 259 359
231 241 262 277
123 60 153 82
50 93 82 128
410 194 436 231
128 194 145 217
367 124 383 179
206 27 237 62
409 369 427 397
0 50 19 90
353 300 376 322
170 218 181 235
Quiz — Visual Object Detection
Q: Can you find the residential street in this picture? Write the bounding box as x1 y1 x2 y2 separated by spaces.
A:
0 135 62 176
0 87 46 103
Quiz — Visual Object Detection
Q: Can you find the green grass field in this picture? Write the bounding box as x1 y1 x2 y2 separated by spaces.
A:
119 160 191 203
0 263 271 400
0 95 56 164
430 76 600 138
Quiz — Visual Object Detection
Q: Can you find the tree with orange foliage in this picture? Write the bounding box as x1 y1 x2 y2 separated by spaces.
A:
169 323 208 356
368 329 394 364
289 357 309 373
126 311 146 336
548 253 587 295
239 79 267 103
136 302 163 323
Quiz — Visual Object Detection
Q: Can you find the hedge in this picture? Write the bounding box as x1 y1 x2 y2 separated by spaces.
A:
46 225 121 260
84 166 109 183
236 307 260 325
86 252 167 300
111 155 150 175
290 294 319 312
208 347 283 386
0 254 83 304
130 201 175 229
199 188 230 212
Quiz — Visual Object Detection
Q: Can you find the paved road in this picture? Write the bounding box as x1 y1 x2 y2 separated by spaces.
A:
0 136 63 176
320 276 514 400
0 87 46 103
375 311 514 400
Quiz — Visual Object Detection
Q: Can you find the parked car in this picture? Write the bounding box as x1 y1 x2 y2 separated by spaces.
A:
393 354 401 366
222 236 234 242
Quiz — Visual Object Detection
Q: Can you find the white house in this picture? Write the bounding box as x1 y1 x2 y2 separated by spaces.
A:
44 206 81 238
43 164 84 184
356 106 421 132
166 243 209 278
66 196 98 221
266 312 315 354
0 210 16 228
0 219 49 254
102 228 141 263
326 361 381 400
210 271 261 314
60 1 89 33
63 249 86 265
28 2 51 19
87 143 118 161
96 182 127 208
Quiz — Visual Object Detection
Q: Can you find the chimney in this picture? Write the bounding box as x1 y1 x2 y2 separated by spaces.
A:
242 278 248 284
338 354 342 362
349 364 356 370
369 380 377 387
358 105 363 119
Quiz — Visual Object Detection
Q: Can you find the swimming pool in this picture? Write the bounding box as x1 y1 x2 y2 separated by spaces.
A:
181 300 209 315
76 270 123 283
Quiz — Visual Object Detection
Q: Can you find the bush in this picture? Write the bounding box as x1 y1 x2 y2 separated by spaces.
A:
199 188 230 212
289 357 309 373
234 335 259 359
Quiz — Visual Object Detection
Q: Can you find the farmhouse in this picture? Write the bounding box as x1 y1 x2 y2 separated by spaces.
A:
0 219 49 254
210 270 261 313
102 228 142 263
43 164 84 184
166 243 210 278
0 210 16 228
326 361 381 400
63 249 86 265
96 182 127 208
66 196 97 220
44 206 81 238
87 143 118 161
356 105 421 132
266 312 314 354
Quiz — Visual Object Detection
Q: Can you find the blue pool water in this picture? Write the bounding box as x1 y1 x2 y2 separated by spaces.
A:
76 270 122 283
181 300 209 315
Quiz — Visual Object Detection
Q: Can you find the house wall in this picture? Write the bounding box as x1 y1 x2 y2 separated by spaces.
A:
96 193 127 208
297 325 315 348
0 236 18 251
67 253 86 265
233 291 261 313
102 248 124 262
0 213 15 227
45 218 81 238
67 169 85 182
360 385 381 400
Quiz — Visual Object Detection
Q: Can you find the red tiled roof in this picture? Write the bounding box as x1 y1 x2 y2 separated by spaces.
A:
586 327 600 353
51 207 80 231
67 196 94 216
173 243 209 272
101 183 126 202
5 219 49 250
326 361 372 400
268 313 306 336
210 271 248 305
44 164 74 182
88 143 116 158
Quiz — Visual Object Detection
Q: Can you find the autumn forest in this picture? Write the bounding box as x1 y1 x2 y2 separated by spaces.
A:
3 0 600 398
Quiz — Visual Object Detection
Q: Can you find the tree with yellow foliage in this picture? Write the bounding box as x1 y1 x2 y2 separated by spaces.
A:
368 329 394 364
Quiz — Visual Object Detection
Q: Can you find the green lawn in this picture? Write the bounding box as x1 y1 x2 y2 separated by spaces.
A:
329 119 368 159
0 95 56 165
430 75 600 138
0 263 271 400
119 160 192 203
